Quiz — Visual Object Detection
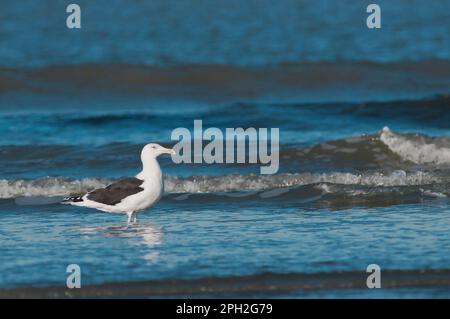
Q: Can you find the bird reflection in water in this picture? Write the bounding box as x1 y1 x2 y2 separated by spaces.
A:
80 223 163 263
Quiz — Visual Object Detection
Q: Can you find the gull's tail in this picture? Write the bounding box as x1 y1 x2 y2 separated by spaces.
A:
62 195 84 204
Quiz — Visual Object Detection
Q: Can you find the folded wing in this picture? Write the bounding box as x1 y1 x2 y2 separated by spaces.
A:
87 177 145 206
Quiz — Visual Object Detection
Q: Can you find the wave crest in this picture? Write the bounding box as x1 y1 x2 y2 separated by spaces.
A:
0 171 443 199
380 127 450 165
0 177 110 199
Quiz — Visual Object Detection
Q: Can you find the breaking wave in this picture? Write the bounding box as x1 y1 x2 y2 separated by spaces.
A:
0 127 448 202
0 170 445 200
164 171 442 194
380 127 450 165
279 127 450 171
0 177 110 199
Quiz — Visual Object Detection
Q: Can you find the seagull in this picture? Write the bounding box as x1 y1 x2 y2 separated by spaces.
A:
62 143 175 223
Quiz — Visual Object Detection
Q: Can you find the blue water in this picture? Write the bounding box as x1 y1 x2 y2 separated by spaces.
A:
1 0 449 67
0 0 450 298
1 201 450 287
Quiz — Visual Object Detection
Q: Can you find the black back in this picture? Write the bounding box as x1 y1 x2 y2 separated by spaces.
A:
87 177 144 206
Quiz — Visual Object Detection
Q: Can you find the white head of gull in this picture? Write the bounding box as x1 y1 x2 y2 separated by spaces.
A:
63 143 176 223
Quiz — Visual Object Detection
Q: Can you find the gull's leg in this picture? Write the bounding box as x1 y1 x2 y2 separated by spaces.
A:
127 211 133 224
133 211 138 224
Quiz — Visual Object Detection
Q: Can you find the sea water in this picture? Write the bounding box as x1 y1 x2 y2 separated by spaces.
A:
0 0 449 298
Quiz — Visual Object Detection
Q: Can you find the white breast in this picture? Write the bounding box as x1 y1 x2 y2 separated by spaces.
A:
75 154 165 214
126 179 162 211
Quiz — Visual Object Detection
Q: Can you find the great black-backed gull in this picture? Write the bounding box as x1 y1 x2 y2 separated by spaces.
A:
62 143 175 223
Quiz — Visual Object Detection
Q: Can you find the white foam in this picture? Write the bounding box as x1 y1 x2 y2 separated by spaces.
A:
0 177 109 199
380 127 450 165
164 171 439 193
0 171 443 199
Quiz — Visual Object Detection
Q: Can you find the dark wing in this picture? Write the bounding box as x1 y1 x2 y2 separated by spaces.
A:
87 177 144 206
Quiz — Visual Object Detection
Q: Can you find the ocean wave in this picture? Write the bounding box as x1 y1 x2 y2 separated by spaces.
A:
1 123 449 171
0 127 448 200
0 177 110 199
279 126 450 170
380 127 450 165
0 170 444 200
164 171 442 193
2 61 449 103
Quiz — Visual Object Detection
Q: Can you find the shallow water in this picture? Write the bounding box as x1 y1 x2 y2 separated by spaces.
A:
1 199 450 297
0 0 450 298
